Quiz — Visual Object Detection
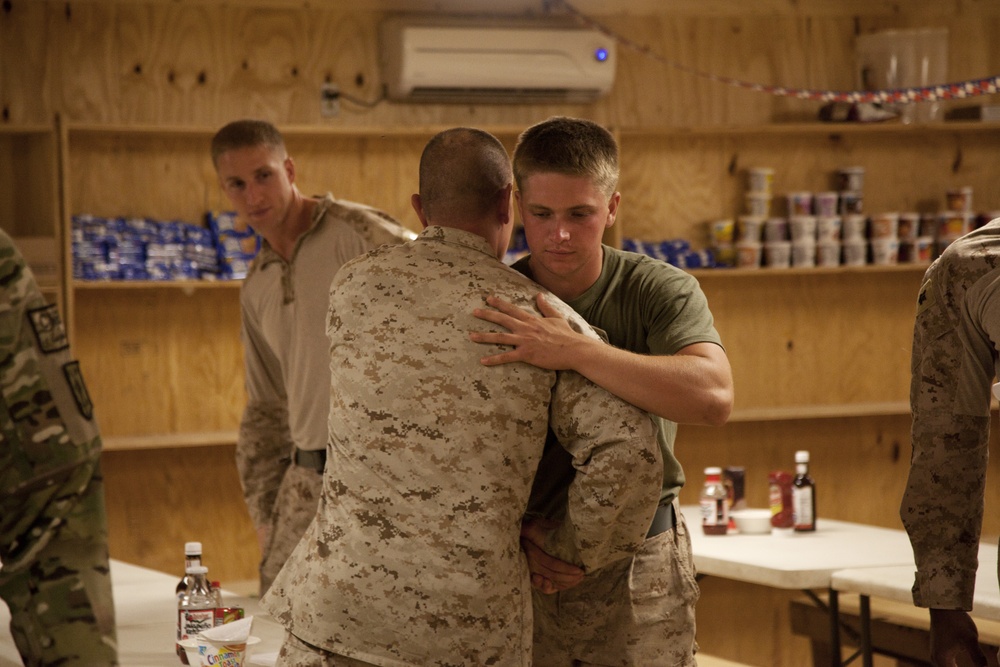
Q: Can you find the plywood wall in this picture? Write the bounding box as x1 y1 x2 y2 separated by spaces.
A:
5 3 1000 663
3 1 999 129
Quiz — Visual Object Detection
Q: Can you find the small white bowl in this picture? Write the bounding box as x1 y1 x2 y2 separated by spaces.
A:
731 508 773 534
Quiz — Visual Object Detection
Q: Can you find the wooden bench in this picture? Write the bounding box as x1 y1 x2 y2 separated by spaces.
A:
790 594 1000 666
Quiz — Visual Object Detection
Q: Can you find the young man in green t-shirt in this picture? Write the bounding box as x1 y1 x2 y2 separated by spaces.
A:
471 116 733 666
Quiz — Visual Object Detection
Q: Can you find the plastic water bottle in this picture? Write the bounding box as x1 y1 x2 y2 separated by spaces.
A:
175 541 203 597
175 541 203 663
177 565 214 664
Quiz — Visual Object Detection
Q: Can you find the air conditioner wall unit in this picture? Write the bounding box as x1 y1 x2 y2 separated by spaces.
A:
380 16 617 104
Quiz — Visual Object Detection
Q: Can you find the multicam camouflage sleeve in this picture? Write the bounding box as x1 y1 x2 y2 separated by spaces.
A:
0 229 118 666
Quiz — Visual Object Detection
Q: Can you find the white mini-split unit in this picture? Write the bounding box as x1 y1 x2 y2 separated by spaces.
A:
380 16 617 103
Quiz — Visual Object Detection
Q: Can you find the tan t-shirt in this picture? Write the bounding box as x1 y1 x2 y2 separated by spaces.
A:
235 194 415 528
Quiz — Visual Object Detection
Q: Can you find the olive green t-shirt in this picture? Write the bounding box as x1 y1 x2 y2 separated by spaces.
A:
515 245 724 512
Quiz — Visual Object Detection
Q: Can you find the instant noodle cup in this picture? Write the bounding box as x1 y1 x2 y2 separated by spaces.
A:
838 190 864 215
745 191 772 217
842 240 868 267
197 616 258 667
938 212 971 241
836 167 865 193
914 236 935 263
747 166 774 194
842 214 868 242
763 241 791 269
763 217 789 243
786 192 813 216
814 192 839 217
897 212 920 241
791 241 816 268
816 242 841 267
946 186 973 213
815 216 842 243
708 219 735 245
736 242 762 268
737 216 765 243
870 212 899 240
788 215 817 243
870 239 899 266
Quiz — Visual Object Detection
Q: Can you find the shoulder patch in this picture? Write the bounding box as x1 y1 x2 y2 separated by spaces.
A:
62 361 94 420
916 277 935 317
27 304 69 354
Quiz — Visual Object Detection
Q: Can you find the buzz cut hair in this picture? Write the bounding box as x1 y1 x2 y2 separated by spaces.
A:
512 116 619 198
418 127 512 222
211 119 287 168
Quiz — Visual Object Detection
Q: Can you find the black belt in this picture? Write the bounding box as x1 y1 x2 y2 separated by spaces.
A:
292 447 326 473
646 502 677 538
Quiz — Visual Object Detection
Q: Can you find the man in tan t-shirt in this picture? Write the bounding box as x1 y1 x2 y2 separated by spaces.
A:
211 119 415 594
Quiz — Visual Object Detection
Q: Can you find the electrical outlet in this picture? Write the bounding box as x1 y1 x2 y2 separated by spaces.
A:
321 83 340 117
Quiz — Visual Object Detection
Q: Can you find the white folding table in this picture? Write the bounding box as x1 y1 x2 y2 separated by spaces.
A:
681 506 918 667
0 559 284 666
830 542 1000 667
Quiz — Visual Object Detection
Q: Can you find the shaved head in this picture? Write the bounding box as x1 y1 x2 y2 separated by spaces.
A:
418 128 512 224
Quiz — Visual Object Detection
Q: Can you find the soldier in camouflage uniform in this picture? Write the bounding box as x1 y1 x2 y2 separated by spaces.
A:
901 218 1000 666
0 229 118 666
262 128 663 667
212 120 415 595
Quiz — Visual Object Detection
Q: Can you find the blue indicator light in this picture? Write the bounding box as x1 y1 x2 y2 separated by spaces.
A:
594 47 609 62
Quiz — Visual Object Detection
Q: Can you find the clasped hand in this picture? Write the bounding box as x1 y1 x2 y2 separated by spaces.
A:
520 518 585 594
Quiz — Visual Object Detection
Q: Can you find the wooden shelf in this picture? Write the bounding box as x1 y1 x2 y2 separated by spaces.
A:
64 122 527 139
617 120 1000 138
73 279 242 290
690 262 930 279
103 430 238 451
64 120 1000 141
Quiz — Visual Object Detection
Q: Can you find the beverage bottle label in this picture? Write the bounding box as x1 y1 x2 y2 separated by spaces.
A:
180 608 215 640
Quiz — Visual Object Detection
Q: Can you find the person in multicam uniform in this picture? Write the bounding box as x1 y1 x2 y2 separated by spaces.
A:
261 127 664 667
0 229 118 666
211 119 415 596
901 218 1000 667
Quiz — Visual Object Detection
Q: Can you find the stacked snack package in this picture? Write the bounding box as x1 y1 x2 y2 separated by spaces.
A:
207 211 261 280
72 215 221 280
621 238 715 269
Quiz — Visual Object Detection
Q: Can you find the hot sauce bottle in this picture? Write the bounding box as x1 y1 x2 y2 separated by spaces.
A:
792 450 817 532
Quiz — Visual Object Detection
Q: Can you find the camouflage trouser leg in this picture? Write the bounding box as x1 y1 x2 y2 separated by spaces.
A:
276 631 381 667
533 501 700 667
259 464 323 595
0 462 118 667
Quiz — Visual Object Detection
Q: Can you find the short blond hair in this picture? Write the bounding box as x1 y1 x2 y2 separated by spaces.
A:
513 116 619 198
211 119 286 168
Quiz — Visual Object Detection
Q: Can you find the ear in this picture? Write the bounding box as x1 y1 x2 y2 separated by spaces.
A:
606 191 622 228
284 156 297 184
411 193 430 229
497 183 514 226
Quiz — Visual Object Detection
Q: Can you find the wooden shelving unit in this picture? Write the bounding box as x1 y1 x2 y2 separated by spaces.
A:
55 120 998 452
1 123 64 313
